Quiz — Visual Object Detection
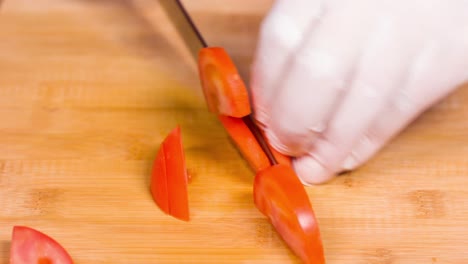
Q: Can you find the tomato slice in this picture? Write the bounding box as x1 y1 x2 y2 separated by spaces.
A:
198 47 251 118
218 115 269 171
151 144 169 213
197 45 324 263
10 226 73 264
218 115 291 172
254 165 325 264
150 126 190 221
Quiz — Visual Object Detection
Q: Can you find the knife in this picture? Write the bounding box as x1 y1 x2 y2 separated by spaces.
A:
159 0 278 166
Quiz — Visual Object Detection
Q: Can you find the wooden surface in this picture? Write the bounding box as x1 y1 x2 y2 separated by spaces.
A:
1 0 467 263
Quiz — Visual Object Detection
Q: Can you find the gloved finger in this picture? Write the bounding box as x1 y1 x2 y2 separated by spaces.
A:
250 0 324 128
342 39 468 171
293 18 417 185
265 1 376 156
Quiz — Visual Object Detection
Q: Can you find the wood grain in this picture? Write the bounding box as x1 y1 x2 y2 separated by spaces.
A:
1 0 467 263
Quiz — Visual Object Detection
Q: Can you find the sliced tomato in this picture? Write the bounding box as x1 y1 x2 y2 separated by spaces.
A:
150 126 190 221
254 165 325 264
218 115 269 172
151 145 169 213
10 226 73 264
198 47 251 118
218 115 291 172
197 43 323 263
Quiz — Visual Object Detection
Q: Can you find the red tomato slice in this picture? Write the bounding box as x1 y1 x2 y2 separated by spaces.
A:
198 47 251 118
254 165 325 264
218 115 269 172
10 226 73 264
150 126 190 221
151 145 169 213
218 115 291 172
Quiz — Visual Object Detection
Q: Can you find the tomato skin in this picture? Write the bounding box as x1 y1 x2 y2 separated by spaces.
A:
150 126 190 221
10 226 73 264
218 115 291 172
198 47 251 118
254 165 325 264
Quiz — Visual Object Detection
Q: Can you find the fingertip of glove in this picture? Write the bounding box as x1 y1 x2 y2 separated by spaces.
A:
252 107 270 129
265 127 297 156
293 155 335 186
265 121 320 157
342 154 360 171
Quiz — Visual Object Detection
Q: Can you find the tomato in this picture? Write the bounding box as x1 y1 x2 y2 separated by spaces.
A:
151 143 169 213
10 226 73 264
254 165 325 264
150 126 190 221
218 115 291 172
197 44 325 263
198 47 251 118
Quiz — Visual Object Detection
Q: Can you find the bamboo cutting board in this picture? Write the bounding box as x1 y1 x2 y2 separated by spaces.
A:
1 0 467 263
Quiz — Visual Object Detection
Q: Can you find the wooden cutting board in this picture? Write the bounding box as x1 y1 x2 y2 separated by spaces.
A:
1 0 467 263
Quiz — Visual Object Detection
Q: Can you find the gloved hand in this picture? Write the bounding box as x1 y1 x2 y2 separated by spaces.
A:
250 0 468 185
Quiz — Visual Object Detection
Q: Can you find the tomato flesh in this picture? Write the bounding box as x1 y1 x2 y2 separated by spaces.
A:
218 115 291 172
198 47 251 117
10 226 73 264
150 126 190 221
254 165 325 264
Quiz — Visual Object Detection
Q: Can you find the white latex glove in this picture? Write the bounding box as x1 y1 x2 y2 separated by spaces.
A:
250 0 468 185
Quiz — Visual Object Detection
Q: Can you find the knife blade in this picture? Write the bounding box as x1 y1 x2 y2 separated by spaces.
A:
159 0 207 61
159 0 278 166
